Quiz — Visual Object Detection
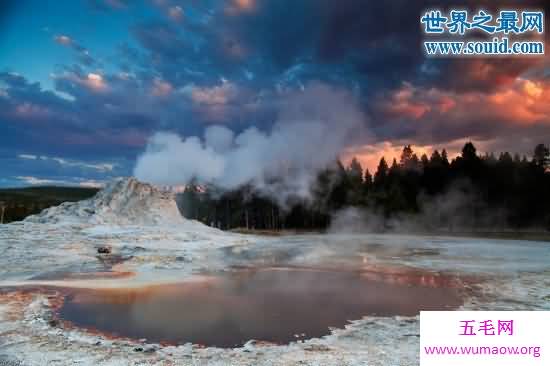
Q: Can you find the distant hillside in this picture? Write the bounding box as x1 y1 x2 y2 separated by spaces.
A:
0 186 99 223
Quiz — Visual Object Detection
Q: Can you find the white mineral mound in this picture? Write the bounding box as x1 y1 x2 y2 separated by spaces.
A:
26 177 188 226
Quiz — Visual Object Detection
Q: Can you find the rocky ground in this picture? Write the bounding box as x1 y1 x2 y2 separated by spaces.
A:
0 178 549 365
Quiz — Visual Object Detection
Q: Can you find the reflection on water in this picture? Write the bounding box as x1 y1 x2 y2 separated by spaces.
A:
59 268 463 347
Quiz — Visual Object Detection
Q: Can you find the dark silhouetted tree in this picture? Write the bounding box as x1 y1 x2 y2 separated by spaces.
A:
533 143 549 170
374 157 389 188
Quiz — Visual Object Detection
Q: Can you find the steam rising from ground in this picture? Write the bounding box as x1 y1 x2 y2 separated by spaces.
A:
329 182 511 234
134 83 367 205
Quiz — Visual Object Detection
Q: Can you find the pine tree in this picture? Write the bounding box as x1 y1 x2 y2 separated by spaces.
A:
374 157 389 187
462 142 478 161
533 144 549 169
441 149 450 166
421 153 429 168
430 150 442 165
364 169 373 187
347 157 364 186
400 145 414 167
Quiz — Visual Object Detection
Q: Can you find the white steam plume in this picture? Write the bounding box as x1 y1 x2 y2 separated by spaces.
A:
134 82 368 206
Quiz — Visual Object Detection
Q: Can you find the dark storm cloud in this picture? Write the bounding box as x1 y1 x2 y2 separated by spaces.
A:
132 0 546 95
2 0 549 185
0 71 152 158
130 21 226 88
367 76 550 155
224 0 547 92
415 0 550 92
0 71 74 119
205 0 549 152
132 22 190 61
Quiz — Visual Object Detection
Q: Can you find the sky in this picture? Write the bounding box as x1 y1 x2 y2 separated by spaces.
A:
1 0 549 187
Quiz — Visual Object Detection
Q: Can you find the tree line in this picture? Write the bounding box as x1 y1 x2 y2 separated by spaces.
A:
0 186 99 224
177 142 550 232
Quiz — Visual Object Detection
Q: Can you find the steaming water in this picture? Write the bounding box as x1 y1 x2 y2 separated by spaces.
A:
58 267 462 347
221 234 550 275
54 233 550 348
